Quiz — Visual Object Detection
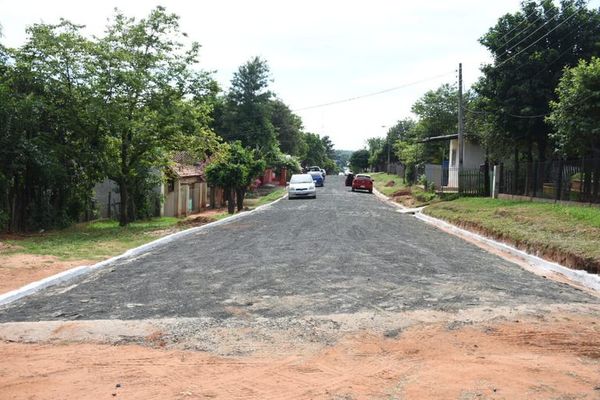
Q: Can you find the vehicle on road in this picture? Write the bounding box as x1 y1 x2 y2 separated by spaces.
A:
352 174 373 193
288 174 316 199
309 171 324 187
345 173 354 186
308 166 326 179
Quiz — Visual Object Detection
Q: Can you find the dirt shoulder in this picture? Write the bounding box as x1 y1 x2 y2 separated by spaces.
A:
1 306 599 399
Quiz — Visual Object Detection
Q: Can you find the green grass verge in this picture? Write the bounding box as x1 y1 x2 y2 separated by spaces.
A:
370 172 407 196
370 172 439 206
253 188 287 207
1 186 288 262
3 217 181 261
424 197 600 271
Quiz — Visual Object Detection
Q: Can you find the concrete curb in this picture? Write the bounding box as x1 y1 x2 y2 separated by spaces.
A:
373 185 599 292
372 186 425 214
415 211 600 293
0 191 288 307
372 186 406 209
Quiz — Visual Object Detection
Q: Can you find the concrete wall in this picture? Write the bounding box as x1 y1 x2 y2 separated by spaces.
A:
93 179 120 219
447 139 486 188
162 180 208 217
424 164 443 189
449 139 486 169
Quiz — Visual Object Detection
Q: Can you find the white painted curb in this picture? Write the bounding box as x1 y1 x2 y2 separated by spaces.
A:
373 183 599 293
415 211 600 293
0 192 288 307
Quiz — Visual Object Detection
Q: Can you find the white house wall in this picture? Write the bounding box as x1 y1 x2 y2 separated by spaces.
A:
447 139 486 189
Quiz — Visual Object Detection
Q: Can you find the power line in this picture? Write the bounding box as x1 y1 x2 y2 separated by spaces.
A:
496 8 582 69
495 7 541 45
496 12 545 55
497 12 559 61
464 92 597 120
292 71 454 112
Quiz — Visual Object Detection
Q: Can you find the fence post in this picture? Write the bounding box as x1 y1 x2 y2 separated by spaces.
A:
532 161 538 198
492 165 500 198
555 159 563 201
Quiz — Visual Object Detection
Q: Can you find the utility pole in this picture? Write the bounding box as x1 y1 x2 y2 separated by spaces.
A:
458 63 464 189
386 132 391 174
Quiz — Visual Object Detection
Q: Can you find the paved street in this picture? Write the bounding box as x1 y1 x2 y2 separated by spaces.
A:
0 176 596 322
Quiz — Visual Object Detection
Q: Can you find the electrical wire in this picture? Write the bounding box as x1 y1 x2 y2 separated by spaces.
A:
464 92 597 119
292 71 454 112
495 12 545 55
495 7 541 45
496 8 582 69
497 12 560 61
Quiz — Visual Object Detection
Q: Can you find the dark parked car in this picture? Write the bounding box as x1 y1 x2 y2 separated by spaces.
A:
352 174 373 193
345 173 354 186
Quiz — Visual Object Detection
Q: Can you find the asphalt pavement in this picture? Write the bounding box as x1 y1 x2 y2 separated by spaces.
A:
0 175 596 322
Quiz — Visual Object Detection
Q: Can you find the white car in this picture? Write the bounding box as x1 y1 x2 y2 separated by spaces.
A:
288 174 316 199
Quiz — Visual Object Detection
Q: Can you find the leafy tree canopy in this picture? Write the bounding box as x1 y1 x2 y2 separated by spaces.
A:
477 0 600 161
349 149 370 173
220 57 278 156
548 56 600 158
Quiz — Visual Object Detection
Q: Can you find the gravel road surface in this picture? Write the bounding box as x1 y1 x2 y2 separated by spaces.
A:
0 176 596 323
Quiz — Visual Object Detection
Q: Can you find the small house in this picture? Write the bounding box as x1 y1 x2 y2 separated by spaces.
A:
162 153 208 217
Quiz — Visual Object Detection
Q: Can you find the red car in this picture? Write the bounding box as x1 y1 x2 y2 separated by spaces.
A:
352 174 373 193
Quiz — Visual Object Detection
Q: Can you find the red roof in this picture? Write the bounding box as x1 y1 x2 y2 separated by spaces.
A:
169 152 206 180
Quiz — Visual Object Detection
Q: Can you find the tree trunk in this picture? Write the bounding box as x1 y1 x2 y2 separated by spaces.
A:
210 186 216 209
119 180 129 226
513 145 519 195
236 188 245 212
226 188 235 214
9 174 19 232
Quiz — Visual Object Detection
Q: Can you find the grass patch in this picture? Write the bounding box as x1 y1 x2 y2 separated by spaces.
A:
370 172 439 207
424 197 600 273
2 217 181 261
1 186 287 262
253 188 287 207
370 172 407 196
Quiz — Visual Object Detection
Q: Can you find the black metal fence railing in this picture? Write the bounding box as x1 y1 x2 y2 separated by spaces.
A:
459 168 491 197
499 157 600 204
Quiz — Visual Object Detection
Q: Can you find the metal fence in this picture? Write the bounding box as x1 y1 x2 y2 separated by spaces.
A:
459 167 491 197
499 157 600 204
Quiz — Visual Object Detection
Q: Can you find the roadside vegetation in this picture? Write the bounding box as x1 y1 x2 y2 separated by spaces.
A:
0 187 285 262
370 172 440 207
349 1 600 194
424 198 600 273
1 218 182 261
0 8 338 233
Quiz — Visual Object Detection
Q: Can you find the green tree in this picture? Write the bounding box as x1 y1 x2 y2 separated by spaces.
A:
220 57 277 158
366 137 385 171
349 149 370 173
548 57 600 157
301 132 327 167
91 7 219 226
0 21 101 231
205 142 265 214
270 99 306 157
411 83 459 164
478 0 600 162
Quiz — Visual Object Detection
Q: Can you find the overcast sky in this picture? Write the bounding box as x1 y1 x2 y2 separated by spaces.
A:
1 0 526 150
